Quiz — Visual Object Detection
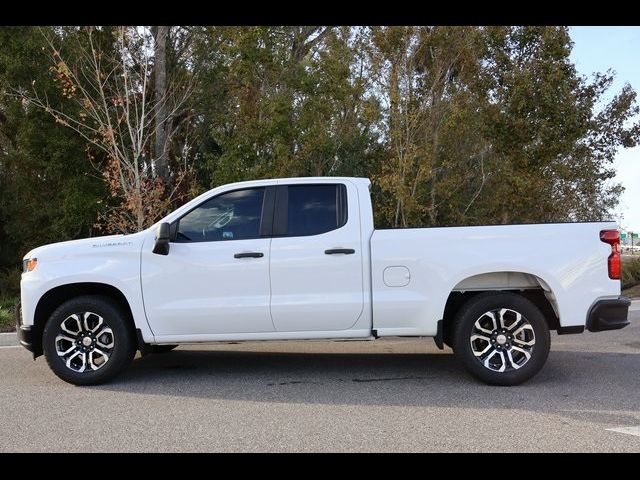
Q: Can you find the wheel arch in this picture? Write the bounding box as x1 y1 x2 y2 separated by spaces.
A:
31 282 136 358
441 271 561 348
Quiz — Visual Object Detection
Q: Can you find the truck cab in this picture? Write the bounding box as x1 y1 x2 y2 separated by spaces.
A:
142 177 373 340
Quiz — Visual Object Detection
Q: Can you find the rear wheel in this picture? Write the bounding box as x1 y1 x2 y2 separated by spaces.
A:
43 295 136 386
452 292 550 386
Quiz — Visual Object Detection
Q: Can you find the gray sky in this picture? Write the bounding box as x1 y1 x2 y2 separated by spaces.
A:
569 26 640 233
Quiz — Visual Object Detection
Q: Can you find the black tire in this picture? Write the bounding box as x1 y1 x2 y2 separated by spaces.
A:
43 295 136 386
452 292 550 386
149 344 178 354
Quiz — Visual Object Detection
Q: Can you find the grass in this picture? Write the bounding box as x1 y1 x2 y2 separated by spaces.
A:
623 283 640 299
622 256 640 293
0 297 18 333
622 255 640 299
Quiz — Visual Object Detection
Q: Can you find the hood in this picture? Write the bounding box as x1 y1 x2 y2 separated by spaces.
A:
23 233 144 261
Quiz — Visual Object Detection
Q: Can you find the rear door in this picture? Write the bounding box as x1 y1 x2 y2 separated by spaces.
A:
269 182 364 332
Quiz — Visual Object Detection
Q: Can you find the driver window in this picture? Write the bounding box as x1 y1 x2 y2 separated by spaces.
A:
175 188 265 242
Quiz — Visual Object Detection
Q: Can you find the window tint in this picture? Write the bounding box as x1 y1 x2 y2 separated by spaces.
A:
176 188 265 242
287 185 346 236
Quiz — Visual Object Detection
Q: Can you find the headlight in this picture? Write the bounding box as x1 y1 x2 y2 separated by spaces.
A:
22 258 38 273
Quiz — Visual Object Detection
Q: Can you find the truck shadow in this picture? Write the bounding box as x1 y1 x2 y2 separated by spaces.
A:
97 347 640 424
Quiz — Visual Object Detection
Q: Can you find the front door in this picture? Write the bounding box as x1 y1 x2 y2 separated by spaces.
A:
141 187 275 336
269 183 364 332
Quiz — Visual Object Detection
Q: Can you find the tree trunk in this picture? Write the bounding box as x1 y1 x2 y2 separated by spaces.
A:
501 208 510 224
154 26 170 181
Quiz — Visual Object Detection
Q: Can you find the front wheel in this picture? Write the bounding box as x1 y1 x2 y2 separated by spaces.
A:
43 295 136 386
453 292 550 386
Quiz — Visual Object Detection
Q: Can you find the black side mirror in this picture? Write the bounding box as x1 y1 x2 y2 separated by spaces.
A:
152 222 171 255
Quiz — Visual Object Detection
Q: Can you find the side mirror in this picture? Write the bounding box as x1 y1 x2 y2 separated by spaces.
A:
152 222 171 255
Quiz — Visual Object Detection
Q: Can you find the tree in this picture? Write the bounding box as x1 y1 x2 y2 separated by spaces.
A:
191 26 382 188
369 26 488 227
20 26 195 233
478 26 640 224
368 26 640 228
153 25 170 180
0 27 104 296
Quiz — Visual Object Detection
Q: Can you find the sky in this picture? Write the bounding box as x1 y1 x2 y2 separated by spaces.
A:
569 26 640 233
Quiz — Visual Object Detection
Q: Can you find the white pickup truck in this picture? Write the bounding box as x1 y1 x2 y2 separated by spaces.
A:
17 177 630 386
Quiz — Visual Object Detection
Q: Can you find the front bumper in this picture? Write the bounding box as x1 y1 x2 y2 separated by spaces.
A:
586 296 631 332
14 303 35 353
17 326 35 352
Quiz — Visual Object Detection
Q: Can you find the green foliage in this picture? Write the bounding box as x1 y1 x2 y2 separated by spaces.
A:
193 27 382 187
477 26 639 225
0 296 18 332
622 257 640 289
371 26 640 227
0 27 105 296
369 26 488 227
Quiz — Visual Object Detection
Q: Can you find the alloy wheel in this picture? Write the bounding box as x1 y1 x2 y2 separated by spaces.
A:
54 312 115 373
469 308 536 373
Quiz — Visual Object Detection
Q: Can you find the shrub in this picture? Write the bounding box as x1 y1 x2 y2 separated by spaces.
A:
0 297 19 332
622 258 640 289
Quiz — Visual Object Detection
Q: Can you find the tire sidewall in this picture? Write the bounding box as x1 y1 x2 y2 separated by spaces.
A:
43 295 135 386
453 293 551 386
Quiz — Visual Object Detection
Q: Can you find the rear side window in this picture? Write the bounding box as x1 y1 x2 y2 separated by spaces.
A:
286 184 347 236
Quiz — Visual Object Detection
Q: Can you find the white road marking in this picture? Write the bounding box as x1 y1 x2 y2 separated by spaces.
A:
607 426 640 437
0 345 21 349
630 300 640 312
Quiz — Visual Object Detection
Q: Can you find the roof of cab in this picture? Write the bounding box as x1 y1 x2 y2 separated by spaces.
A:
218 176 371 189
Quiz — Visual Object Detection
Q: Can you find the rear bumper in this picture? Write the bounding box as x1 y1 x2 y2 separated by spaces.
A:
586 296 631 332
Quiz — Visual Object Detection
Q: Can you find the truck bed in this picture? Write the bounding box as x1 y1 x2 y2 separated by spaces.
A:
370 222 620 336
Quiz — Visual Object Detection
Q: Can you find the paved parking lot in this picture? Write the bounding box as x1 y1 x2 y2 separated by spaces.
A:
1 303 639 452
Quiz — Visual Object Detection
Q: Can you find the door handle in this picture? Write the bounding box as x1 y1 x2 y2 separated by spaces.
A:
234 252 264 259
324 248 355 255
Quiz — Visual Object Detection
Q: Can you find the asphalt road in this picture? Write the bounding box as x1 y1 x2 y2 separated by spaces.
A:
1 305 639 452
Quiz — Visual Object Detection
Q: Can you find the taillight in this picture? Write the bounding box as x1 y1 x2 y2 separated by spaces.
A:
600 230 621 280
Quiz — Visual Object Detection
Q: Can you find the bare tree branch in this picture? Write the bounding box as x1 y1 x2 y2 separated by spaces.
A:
20 26 196 233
